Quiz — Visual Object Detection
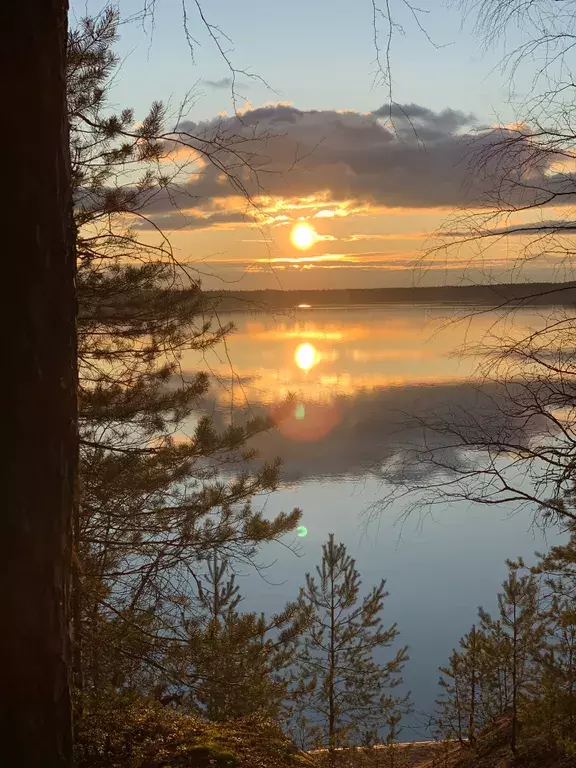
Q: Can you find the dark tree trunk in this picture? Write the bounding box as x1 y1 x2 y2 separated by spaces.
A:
468 625 477 747
1 1 76 766
511 603 518 756
328 565 336 764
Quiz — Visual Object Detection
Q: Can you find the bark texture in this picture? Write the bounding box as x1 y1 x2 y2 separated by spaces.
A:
1 1 76 765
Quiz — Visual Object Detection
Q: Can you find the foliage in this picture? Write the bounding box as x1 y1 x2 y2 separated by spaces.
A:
169 554 311 721
69 10 576 768
75 691 316 768
420 715 572 768
477 563 546 753
291 535 409 751
530 528 576 755
436 626 487 746
68 7 301 700
373 5 576 760
434 556 576 761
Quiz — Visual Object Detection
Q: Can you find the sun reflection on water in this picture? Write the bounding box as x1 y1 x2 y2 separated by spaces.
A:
181 307 536 412
178 306 561 446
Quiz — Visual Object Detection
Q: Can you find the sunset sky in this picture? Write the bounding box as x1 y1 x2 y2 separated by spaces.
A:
72 0 569 289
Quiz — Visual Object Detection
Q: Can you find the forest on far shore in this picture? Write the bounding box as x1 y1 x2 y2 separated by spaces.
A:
205 283 576 311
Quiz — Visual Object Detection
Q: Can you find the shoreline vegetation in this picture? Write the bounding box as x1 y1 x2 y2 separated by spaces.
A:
205 281 576 311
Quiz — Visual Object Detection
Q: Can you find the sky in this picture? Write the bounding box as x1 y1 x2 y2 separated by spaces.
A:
71 0 571 290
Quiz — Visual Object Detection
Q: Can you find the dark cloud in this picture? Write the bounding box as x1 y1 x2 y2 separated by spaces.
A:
156 103 480 211
118 102 575 229
202 77 250 90
132 209 256 231
371 103 477 141
203 77 234 89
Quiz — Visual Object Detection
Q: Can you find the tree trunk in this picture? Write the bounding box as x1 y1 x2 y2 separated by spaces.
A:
511 605 518 755
1 1 76 765
329 564 336 760
72 531 84 714
468 626 477 746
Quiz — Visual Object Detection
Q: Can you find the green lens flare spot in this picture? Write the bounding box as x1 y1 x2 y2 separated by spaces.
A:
296 525 308 537
295 403 306 420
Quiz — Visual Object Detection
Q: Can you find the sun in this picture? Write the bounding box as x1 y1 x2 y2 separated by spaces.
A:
290 222 316 250
295 343 318 371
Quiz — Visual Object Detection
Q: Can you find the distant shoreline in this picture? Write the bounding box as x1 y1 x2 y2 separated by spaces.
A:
204 281 576 311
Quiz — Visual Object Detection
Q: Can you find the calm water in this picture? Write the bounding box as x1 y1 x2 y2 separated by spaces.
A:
181 304 563 737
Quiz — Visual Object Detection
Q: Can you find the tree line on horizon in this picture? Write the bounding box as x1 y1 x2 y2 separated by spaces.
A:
202 283 576 312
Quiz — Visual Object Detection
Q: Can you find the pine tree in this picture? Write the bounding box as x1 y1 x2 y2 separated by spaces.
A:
384 710 404 768
66 8 301 703
530 597 576 753
293 534 409 753
532 530 576 751
436 562 548 756
437 648 465 745
436 625 487 746
178 554 309 721
538 522 576 590
3 1 76 764
481 617 515 722
478 562 546 754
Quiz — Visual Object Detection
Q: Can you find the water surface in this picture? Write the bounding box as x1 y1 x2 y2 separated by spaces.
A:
182 304 562 735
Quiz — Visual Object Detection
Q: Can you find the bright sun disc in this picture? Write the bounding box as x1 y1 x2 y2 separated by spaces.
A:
290 222 316 250
295 342 318 371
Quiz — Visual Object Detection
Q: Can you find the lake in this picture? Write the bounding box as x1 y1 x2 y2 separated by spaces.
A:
181 303 563 738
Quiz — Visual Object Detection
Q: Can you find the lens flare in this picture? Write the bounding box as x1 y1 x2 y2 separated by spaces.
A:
295 342 318 371
270 399 341 443
290 222 316 250
296 526 308 537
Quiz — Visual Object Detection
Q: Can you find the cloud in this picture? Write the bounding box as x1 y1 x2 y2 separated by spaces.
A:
371 103 477 140
136 102 573 222
132 208 256 231
94 101 574 243
152 103 480 211
203 77 234 89
202 77 250 90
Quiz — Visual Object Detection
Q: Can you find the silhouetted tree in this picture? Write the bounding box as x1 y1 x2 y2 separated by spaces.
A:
436 562 549 756
2 1 77 765
532 528 576 751
436 625 487 746
66 9 302 706
293 534 409 754
176 554 310 721
479 563 546 753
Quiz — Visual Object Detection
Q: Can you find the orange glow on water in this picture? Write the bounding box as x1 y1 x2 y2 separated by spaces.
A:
270 399 341 443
